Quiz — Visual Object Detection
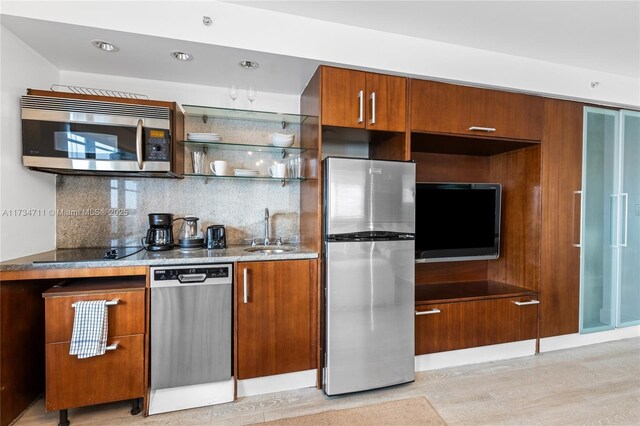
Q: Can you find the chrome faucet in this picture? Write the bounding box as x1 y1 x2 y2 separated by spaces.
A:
263 208 270 246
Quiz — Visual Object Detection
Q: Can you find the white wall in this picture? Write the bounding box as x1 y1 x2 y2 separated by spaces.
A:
2 1 639 108
58 71 300 113
0 25 59 261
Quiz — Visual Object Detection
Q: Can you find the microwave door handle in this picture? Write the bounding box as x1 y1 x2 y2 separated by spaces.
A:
136 119 144 170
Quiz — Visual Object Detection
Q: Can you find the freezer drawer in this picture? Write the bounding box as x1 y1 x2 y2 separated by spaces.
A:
325 240 415 395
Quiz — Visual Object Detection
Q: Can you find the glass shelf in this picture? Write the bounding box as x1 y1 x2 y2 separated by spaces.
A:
183 173 306 186
181 140 306 154
182 104 311 126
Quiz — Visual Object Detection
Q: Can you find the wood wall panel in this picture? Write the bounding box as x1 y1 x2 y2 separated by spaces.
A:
413 152 490 183
487 146 541 291
415 261 488 285
300 68 321 253
539 100 583 337
0 279 61 426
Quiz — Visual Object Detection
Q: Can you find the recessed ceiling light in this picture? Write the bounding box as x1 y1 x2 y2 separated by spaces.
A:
92 40 118 52
239 60 259 70
170 51 193 62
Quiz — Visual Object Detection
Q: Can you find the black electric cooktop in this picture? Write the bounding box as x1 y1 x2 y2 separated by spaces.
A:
32 247 144 263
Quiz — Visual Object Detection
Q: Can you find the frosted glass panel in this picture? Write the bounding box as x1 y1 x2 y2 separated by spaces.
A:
618 111 640 327
581 108 617 333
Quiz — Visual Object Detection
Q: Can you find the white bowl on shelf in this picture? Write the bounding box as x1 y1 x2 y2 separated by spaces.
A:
270 133 295 147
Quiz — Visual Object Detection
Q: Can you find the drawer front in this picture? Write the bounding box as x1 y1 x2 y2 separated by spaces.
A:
411 80 544 141
45 290 145 343
415 297 538 355
45 334 144 411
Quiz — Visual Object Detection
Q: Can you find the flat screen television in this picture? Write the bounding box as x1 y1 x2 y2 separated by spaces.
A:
415 182 502 262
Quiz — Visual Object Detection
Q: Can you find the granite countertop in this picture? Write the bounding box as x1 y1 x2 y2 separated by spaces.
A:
0 245 318 271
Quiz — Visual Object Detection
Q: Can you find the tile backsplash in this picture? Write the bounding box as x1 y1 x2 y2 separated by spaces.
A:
56 176 300 248
55 113 302 248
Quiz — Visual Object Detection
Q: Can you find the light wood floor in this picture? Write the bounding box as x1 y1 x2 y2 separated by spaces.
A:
16 338 640 425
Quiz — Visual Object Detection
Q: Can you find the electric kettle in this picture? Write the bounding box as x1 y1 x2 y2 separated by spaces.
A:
177 215 204 249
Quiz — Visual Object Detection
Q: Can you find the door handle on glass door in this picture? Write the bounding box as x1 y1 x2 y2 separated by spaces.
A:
621 193 629 247
573 190 582 248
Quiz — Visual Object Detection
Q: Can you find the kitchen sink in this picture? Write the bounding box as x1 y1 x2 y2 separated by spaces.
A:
243 246 295 254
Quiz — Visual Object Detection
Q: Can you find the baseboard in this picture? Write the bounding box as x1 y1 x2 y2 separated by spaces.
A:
237 369 317 397
148 379 234 415
414 340 536 372
540 326 640 352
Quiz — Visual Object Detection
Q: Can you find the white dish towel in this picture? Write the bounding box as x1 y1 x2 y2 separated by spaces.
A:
69 300 108 359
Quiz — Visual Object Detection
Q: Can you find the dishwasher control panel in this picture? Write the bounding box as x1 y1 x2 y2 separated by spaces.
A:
151 264 232 287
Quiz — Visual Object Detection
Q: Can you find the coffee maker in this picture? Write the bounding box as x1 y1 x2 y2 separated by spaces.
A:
145 213 174 251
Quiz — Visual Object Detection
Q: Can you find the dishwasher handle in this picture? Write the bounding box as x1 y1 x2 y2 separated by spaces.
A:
178 273 207 283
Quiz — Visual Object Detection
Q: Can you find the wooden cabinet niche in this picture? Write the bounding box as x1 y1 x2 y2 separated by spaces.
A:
410 79 544 141
235 259 317 380
43 276 146 413
321 66 406 132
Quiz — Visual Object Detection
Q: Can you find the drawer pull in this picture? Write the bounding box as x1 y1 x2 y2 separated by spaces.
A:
512 300 540 306
71 298 120 308
106 342 119 351
415 308 441 316
468 126 496 132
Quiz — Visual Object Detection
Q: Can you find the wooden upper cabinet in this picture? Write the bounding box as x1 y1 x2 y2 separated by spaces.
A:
410 79 544 141
321 66 406 132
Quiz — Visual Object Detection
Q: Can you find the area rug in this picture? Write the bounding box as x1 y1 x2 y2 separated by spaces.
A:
262 397 447 425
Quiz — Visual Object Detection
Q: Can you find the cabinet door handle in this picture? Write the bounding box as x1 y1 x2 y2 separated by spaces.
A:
512 300 540 306
415 308 441 315
572 190 582 247
357 90 364 124
243 268 248 304
71 298 119 308
369 92 376 125
106 342 119 351
468 126 496 132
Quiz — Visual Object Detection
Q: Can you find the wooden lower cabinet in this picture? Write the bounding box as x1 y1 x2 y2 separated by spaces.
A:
415 296 538 355
43 277 145 412
45 335 144 411
236 259 317 380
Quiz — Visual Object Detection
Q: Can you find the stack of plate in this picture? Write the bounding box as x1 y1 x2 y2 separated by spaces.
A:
270 133 295 147
234 169 259 177
187 132 222 142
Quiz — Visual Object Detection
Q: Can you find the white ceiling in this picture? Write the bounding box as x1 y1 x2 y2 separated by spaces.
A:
1 1 638 97
232 0 640 78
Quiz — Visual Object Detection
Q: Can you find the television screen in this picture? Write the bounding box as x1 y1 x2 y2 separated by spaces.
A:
415 183 501 262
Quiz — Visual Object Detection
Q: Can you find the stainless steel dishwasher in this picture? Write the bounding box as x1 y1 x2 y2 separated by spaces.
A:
149 264 233 414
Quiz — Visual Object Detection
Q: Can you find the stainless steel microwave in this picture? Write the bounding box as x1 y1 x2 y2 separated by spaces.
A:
21 94 180 177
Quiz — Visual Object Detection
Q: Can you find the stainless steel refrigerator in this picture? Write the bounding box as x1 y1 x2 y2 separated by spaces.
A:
323 157 415 395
